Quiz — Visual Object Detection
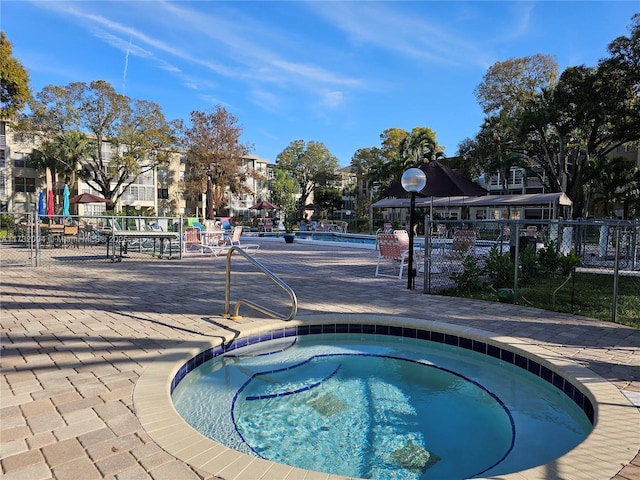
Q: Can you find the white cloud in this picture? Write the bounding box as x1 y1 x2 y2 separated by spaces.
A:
306 2 494 68
320 90 345 109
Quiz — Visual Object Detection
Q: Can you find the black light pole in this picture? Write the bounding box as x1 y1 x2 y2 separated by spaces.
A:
122 193 134 231
401 168 427 290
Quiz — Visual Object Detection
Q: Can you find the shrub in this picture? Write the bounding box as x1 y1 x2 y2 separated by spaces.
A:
537 240 561 274
519 245 540 281
559 249 581 276
0 214 15 229
450 255 483 293
483 245 514 288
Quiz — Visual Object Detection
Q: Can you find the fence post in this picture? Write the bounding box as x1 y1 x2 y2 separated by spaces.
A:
423 215 431 294
34 213 41 267
612 225 621 323
513 220 520 304
179 216 183 260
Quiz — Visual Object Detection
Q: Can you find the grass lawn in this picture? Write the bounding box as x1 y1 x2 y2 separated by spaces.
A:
442 272 640 329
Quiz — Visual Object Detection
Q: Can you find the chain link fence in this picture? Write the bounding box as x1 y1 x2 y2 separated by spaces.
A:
3 211 638 326
422 218 640 326
1 212 183 267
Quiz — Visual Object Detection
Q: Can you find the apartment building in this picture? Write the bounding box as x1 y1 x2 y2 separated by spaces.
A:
478 145 640 219
0 121 272 219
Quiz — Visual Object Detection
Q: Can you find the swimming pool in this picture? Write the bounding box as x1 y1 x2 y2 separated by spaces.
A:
171 328 592 479
294 231 378 246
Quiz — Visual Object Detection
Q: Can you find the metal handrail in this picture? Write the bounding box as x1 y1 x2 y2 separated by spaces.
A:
222 246 297 321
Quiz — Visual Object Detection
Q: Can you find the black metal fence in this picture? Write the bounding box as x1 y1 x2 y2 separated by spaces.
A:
422 218 640 325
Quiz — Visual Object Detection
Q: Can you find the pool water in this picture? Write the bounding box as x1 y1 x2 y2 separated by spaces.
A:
295 231 377 245
172 334 592 479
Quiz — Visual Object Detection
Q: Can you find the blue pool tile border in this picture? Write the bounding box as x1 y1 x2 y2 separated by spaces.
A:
170 323 595 424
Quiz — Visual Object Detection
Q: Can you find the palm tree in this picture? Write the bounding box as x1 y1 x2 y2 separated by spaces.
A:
399 128 441 168
52 130 94 191
28 140 59 197
581 156 637 218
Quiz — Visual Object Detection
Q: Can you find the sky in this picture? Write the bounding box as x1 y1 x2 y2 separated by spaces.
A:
2 1 638 166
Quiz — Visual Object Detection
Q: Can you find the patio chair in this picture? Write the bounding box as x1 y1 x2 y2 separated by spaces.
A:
225 225 244 246
182 227 203 254
223 225 259 254
375 231 411 279
182 227 217 255
198 225 260 257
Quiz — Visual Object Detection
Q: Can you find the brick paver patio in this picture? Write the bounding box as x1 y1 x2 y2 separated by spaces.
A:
1 238 639 479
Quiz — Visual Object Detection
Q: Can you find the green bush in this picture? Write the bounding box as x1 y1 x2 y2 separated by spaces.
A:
537 240 561 274
559 249 581 276
519 245 540 281
0 214 15 229
483 245 514 288
450 255 483 293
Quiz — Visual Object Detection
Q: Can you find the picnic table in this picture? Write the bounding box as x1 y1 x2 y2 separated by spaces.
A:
106 230 180 262
40 224 79 248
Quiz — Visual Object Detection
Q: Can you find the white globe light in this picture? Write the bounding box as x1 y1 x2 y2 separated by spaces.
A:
401 168 427 193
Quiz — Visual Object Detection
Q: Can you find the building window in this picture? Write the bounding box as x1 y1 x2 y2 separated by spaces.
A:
13 152 29 168
14 177 36 192
0 149 5 167
511 169 524 185
158 188 169 200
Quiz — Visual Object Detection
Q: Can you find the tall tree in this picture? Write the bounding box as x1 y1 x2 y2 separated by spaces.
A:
379 128 408 158
28 140 58 193
468 17 640 219
372 128 411 189
581 155 638 218
270 168 298 231
399 127 443 167
0 32 31 119
181 106 253 214
22 80 178 204
52 130 94 190
275 140 339 209
350 146 387 216
473 111 526 194
314 187 342 218
28 130 93 192
474 54 558 117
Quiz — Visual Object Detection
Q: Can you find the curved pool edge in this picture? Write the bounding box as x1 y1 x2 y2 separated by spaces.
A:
133 314 640 480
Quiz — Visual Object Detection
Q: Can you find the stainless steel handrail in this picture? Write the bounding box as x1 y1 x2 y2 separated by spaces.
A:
222 246 297 321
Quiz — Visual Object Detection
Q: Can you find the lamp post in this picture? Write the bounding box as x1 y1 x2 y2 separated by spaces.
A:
401 168 427 289
122 193 135 230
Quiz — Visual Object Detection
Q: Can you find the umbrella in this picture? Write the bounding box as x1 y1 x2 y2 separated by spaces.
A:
38 191 45 219
47 190 54 217
383 161 488 198
250 200 280 210
69 193 111 204
62 185 70 218
205 177 215 220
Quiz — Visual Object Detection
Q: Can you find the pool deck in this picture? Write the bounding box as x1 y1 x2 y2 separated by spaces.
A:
1 238 639 480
